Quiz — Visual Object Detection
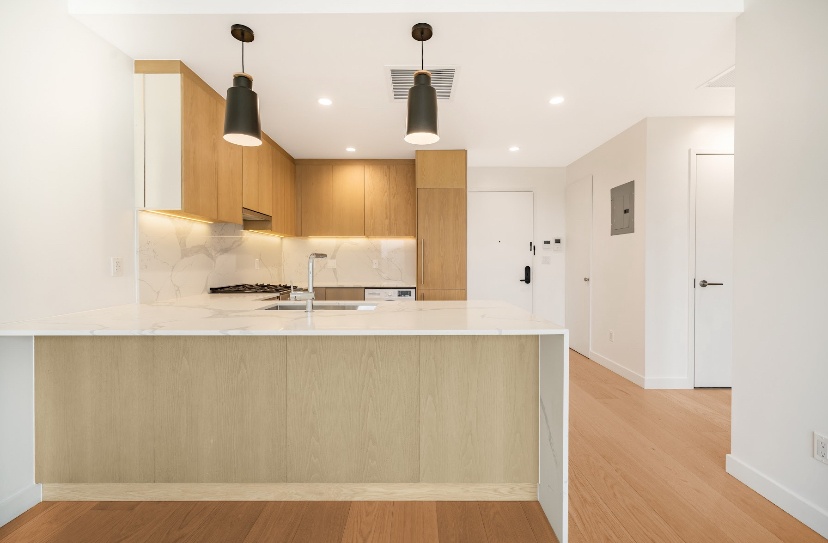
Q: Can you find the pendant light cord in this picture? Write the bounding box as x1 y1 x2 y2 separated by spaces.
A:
242 41 245 73
421 40 424 71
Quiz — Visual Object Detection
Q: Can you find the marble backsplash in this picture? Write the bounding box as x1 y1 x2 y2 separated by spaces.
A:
137 211 283 303
137 212 417 303
281 237 417 288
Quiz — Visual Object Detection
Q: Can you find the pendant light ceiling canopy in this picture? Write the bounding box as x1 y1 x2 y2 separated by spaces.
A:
405 23 439 146
224 24 262 147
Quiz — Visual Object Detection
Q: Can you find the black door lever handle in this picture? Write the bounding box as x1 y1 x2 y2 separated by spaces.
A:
519 266 531 284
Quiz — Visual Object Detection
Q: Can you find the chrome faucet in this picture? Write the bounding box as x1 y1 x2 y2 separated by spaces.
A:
291 253 328 311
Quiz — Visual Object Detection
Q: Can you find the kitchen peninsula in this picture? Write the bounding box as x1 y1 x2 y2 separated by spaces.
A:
0 297 569 542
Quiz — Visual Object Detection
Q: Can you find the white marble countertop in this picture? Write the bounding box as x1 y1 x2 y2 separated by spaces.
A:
0 295 566 336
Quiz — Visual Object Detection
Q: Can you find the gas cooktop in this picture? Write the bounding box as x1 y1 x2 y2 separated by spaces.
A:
210 284 295 294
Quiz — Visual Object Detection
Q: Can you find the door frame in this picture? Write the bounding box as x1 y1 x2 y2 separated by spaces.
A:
565 175 593 357
687 148 734 388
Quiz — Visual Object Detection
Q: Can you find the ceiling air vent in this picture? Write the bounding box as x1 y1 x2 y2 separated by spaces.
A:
701 66 735 88
390 67 456 100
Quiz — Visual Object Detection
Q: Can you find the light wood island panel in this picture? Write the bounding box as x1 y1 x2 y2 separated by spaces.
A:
35 337 287 484
286 337 419 482
34 335 540 497
420 336 539 483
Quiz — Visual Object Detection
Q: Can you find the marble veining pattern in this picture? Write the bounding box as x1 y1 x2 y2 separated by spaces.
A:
0 295 566 336
281 237 416 288
137 212 283 303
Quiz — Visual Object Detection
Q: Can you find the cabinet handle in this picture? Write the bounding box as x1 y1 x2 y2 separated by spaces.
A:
420 239 425 286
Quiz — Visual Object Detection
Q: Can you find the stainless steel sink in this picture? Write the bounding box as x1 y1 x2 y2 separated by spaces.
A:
261 302 377 311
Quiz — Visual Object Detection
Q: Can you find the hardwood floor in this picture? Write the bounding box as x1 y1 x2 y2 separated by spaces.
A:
567 349 825 543
1 350 823 542
0 501 555 543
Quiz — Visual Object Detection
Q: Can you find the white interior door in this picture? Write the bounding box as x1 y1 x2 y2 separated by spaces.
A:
467 191 534 313
566 176 592 356
694 154 734 387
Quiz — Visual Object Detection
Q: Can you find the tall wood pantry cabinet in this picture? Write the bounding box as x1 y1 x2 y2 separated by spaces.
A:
415 150 467 300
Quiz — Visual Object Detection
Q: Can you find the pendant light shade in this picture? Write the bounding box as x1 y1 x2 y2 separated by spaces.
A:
405 23 439 145
405 71 439 145
224 24 262 147
224 73 262 146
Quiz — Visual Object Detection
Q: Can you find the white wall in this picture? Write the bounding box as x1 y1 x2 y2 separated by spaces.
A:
0 0 135 524
644 117 734 387
727 0 828 537
566 121 648 382
467 168 567 325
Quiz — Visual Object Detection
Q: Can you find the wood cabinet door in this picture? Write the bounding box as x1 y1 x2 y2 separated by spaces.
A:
242 147 259 212
181 73 218 220
331 164 365 236
324 287 365 301
417 188 467 290
270 151 287 234
415 150 467 189
365 163 415 237
286 161 297 236
214 98 243 224
417 289 467 301
258 140 273 216
299 164 333 235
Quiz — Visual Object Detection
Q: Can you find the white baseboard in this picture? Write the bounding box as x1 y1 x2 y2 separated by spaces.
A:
589 350 645 388
726 455 828 539
644 376 693 390
0 484 41 528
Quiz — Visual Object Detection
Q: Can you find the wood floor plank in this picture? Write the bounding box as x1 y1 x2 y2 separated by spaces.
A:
435 502 487 543
0 502 95 543
178 501 265 543
290 501 351 543
390 502 439 543
569 430 686 543
242 502 308 543
477 501 537 543
520 502 559 543
341 502 393 543
568 466 636 543
0 502 55 541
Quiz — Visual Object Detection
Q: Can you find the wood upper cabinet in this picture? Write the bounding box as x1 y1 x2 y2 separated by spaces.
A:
298 163 365 236
298 164 334 235
417 188 467 291
242 137 273 216
415 150 467 189
214 99 243 224
331 164 365 236
137 60 244 224
269 149 297 237
365 163 416 237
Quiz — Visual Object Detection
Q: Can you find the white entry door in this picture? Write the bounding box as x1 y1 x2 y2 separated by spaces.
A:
694 154 735 387
565 176 593 356
467 191 534 313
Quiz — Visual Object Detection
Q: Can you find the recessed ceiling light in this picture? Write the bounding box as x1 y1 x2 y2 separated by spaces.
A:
509 146 520 152
549 96 565 105
346 147 356 152
318 98 333 106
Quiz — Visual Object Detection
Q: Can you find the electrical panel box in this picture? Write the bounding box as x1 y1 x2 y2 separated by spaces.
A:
611 180 635 235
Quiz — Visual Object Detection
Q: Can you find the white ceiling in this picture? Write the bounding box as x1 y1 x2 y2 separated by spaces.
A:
72 5 737 166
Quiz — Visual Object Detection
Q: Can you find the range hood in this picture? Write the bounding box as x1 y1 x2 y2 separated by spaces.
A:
242 208 271 221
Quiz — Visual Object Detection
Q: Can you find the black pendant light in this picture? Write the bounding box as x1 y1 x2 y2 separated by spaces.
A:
224 24 262 147
405 23 439 145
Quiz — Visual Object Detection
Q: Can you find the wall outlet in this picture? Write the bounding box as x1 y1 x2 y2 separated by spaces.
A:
110 257 124 277
328 259 336 269
254 258 261 270
609 330 615 342
372 259 379 269
815 432 828 465
542 256 552 265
